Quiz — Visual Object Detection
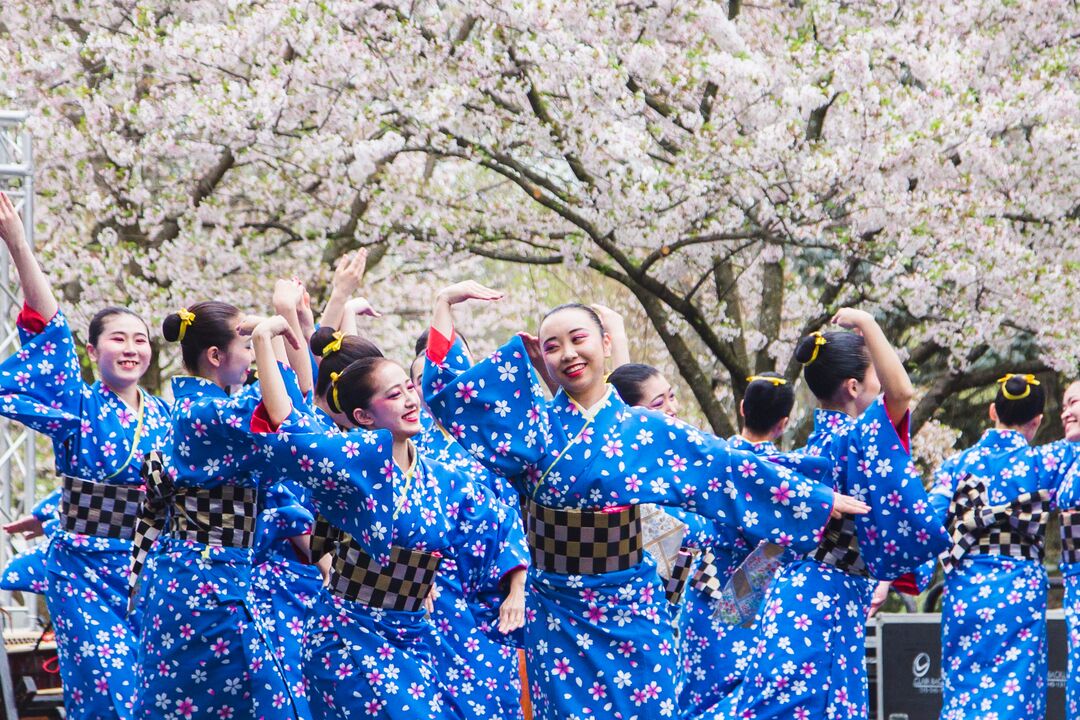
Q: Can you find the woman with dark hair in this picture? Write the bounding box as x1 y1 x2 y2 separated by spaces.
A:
730 373 795 452
731 309 948 720
133 303 310 720
253 320 529 720
421 282 871 720
931 374 1080 720
0 192 171 719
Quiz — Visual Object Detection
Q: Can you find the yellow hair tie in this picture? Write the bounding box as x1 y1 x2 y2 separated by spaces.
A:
998 373 1040 401
329 371 342 413
802 332 827 366
747 375 787 386
322 331 345 357
177 308 196 341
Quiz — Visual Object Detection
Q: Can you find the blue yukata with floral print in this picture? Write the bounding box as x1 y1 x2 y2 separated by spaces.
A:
0 488 60 596
416 351 524 719
930 431 1078 720
730 399 947 720
423 331 841 720
135 377 302 720
251 480 321 719
668 436 788 720
0 309 171 720
1052 442 1080 720
254 409 529 720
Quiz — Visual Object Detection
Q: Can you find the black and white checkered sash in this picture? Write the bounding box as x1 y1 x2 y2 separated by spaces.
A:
1061 510 1080 564
691 547 724 599
942 476 1051 573
328 534 443 612
60 475 143 540
128 451 258 611
664 547 697 603
810 514 870 577
524 498 644 575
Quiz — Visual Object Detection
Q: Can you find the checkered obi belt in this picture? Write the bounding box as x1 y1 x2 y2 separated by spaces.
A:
128 452 258 610
1061 511 1080 564
942 476 1052 573
524 498 644 575
809 514 871 577
328 532 442 612
664 548 696 603
61 475 143 540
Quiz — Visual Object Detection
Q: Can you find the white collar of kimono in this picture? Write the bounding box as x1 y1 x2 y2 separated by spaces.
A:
565 385 614 421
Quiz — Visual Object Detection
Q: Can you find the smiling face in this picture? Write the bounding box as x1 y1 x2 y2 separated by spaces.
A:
351 361 422 440
1063 381 1080 442
86 314 152 391
539 307 612 401
637 372 679 418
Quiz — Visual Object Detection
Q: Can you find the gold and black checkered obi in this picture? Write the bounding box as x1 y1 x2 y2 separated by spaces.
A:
328 533 443 612
943 477 1051 573
810 515 870 577
1062 511 1080 564
524 498 644 575
167 485 259 549
61 475 144 540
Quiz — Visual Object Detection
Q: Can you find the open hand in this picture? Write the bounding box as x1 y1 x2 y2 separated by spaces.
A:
830 492 871 520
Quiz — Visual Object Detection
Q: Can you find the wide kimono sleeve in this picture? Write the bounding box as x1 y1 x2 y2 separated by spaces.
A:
31 487 62 523
0 308 85 440
594 410 838 557
1041 440 1080 500
424 333 551 481
252 418 396 561
254 481 315 556
840 397 948 580
443 466 529 599
440 462 529 648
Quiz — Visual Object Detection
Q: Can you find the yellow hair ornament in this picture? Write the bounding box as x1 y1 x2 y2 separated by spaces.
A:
747 375 787 386
997 373 1040 401
177 308 196 342
329 371 342 413
322 331 345 357
802 332 827 366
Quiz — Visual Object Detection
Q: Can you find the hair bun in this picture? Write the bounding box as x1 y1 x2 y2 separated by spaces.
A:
310 326 339 358
793 335 818 365
161 313 183 343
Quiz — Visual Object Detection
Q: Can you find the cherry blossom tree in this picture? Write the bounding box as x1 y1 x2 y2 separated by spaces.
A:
0 0 1077 450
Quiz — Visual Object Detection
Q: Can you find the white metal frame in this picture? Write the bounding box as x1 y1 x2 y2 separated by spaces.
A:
0 111 38 632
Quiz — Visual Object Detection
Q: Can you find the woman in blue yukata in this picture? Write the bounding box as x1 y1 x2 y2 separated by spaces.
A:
407 328 527 719
730 309 948 720
252 319 530 720
134 305 308 720
932 374 1080 720
1056 379 1080 719
0 192 172 720
421 281 872 720
609 367 808 719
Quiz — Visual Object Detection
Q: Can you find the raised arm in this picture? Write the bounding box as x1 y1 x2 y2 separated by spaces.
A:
272 279 314 395
319 249 368 331
0 192 57 320
833 307 914 427
592 304 630 368
251 315 302 429
338 296 381 337
431 280 503 341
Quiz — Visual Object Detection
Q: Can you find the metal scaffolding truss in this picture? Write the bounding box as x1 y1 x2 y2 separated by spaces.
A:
0 111 38 629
